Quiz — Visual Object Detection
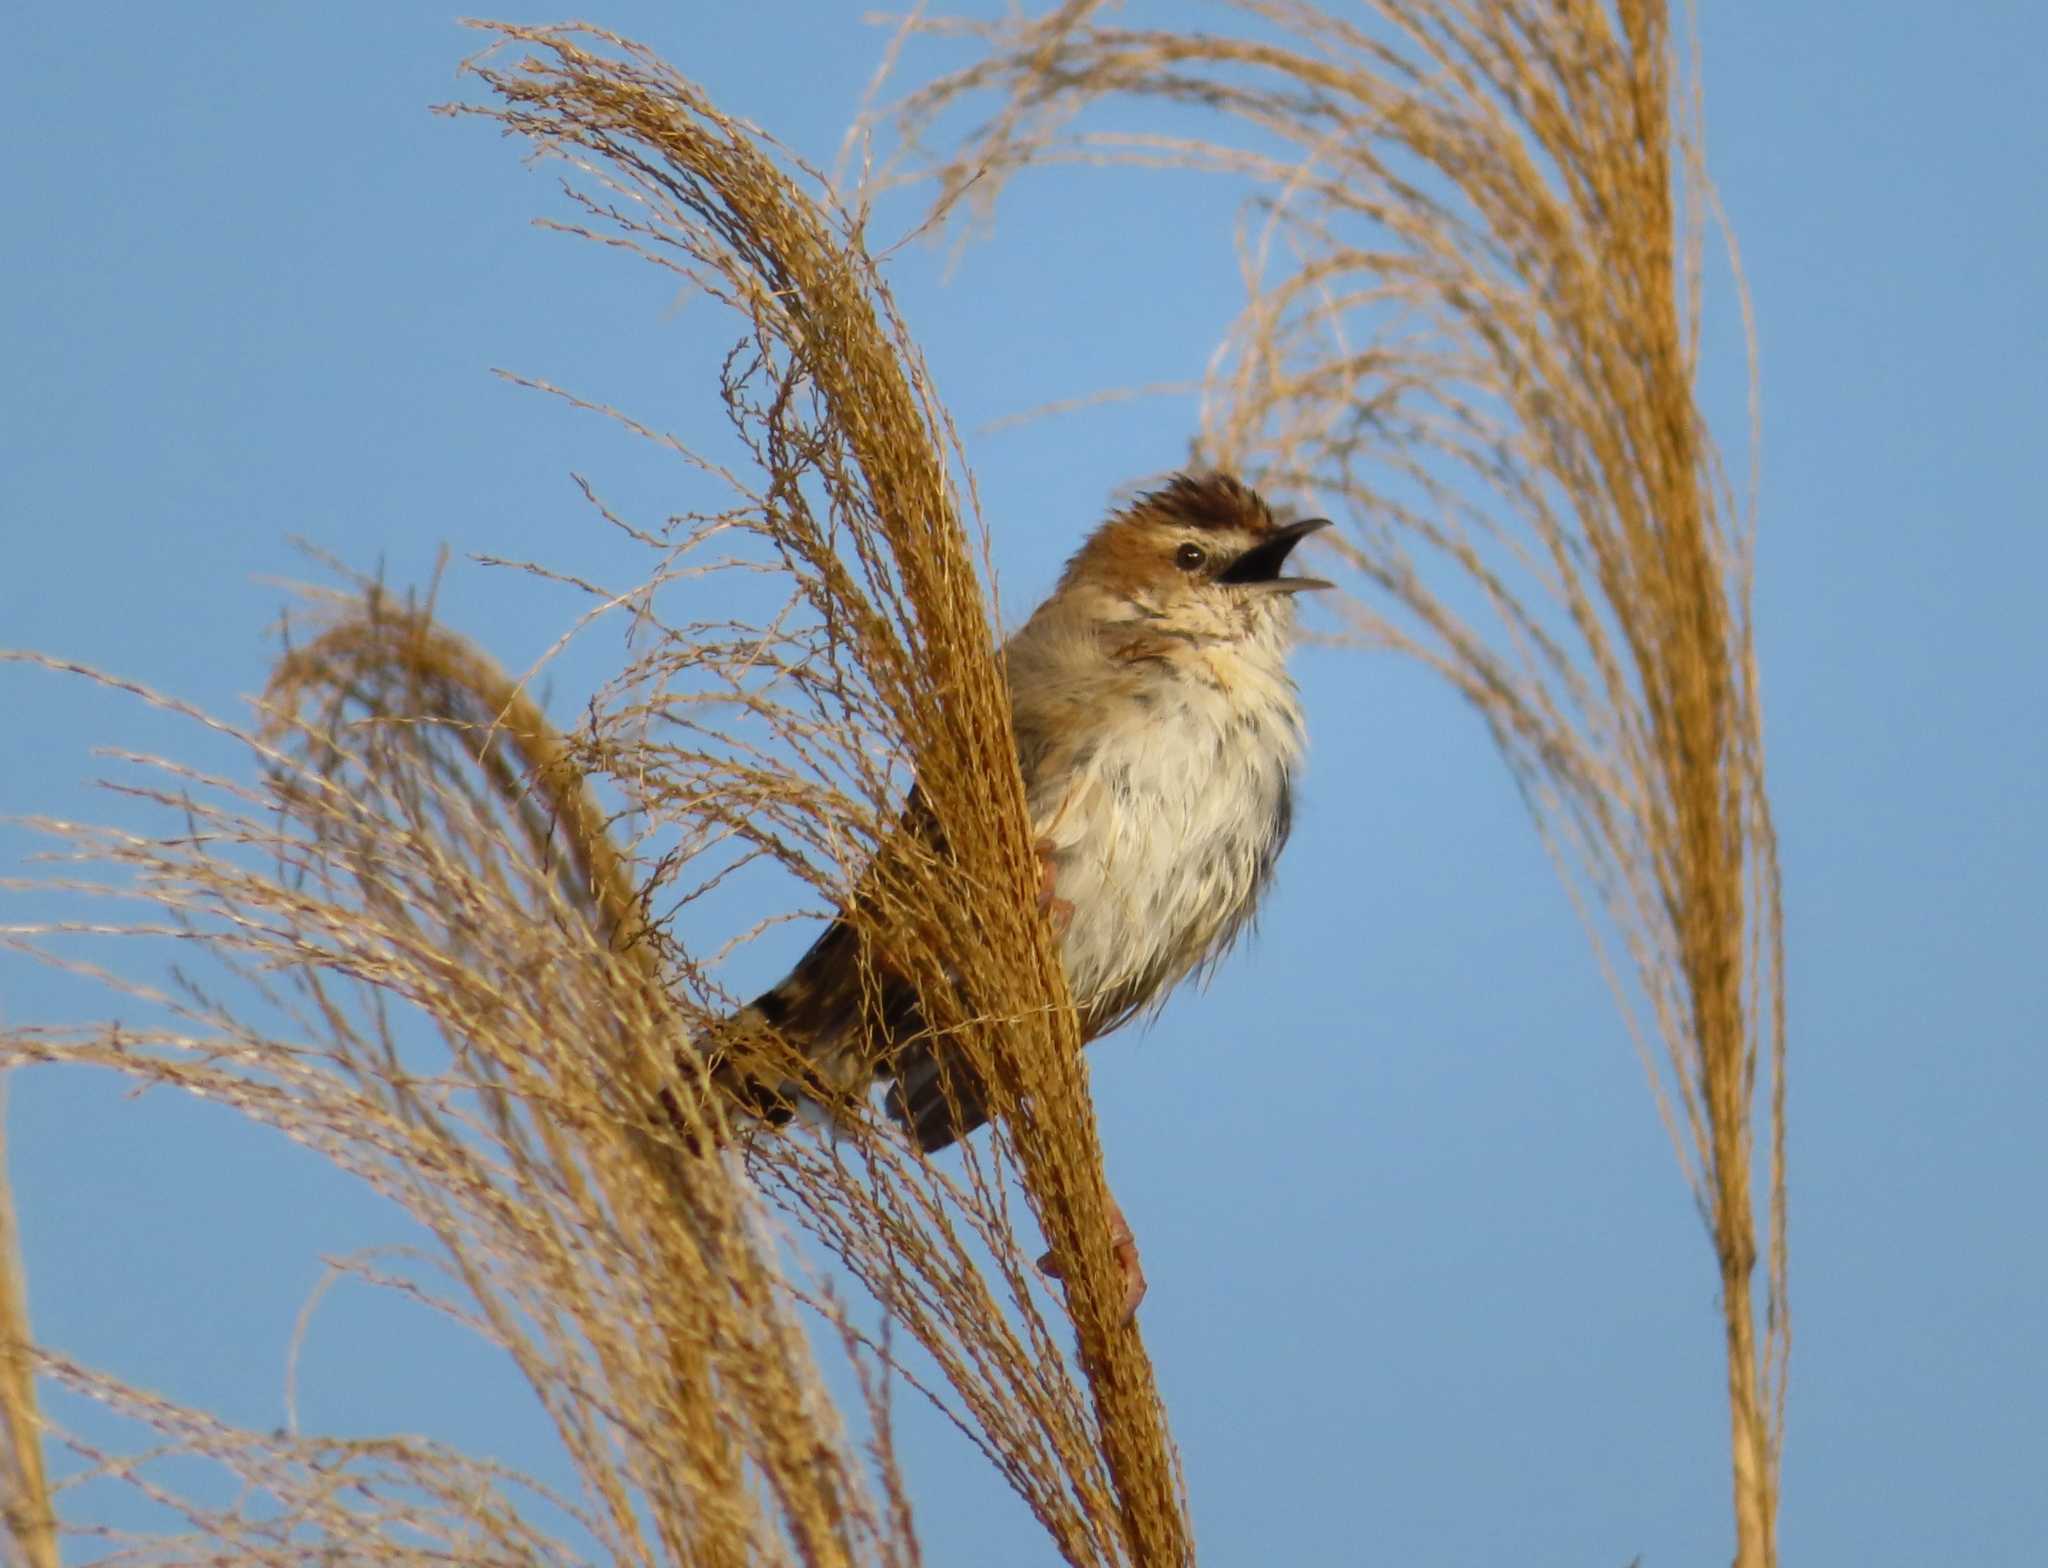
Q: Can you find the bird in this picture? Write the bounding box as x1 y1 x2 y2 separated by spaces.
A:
713 472 1328 1318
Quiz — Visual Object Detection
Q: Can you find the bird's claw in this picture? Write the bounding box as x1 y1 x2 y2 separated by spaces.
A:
1036 1199 1147 1324
1034 840 1075 937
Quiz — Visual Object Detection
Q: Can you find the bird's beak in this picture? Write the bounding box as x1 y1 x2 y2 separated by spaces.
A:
1218 518 1334 592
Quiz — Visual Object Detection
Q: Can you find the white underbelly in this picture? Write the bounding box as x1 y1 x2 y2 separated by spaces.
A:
1034 687 1296 1018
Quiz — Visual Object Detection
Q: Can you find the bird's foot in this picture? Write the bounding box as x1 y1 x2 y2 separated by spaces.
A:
1037 1194 1147 1324
1034 840 1075 938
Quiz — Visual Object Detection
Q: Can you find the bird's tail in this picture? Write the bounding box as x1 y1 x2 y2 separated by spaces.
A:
883 1042 990 1154
697 948 993 1155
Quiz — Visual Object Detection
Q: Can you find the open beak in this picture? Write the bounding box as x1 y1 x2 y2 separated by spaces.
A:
1218 517 1334 592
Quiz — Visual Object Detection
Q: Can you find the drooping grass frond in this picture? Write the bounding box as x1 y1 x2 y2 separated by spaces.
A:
2 21 1199 1567
881 4 1786 1563
0 1097 58 1568
447 25 1193 1561
5 628 905 1566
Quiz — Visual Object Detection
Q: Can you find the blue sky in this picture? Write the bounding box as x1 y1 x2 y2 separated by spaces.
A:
4 4 2043 1565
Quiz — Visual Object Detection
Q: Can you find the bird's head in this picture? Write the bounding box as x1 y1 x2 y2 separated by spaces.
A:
1051 473 1332 647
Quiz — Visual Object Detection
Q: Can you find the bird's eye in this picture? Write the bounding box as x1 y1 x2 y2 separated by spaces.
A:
1174 542 1207 572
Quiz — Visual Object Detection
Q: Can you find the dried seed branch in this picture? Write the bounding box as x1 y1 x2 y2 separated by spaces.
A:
0 1092 58 1568
5 627 906 1566
0 20 1208 1566
446 24 1193 1564
882 3 1786 1563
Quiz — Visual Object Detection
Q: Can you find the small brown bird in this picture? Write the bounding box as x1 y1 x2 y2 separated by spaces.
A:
724 473 1327 1317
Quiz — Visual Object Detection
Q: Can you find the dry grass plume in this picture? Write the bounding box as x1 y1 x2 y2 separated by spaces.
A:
881 2 1787 1563
2 21 1191 1567
0 1097 58 1568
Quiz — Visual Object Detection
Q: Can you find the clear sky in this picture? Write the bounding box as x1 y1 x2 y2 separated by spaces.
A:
4 4 2043 1565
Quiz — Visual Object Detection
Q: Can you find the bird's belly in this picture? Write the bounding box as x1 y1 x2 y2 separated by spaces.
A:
1036 705 1291 1023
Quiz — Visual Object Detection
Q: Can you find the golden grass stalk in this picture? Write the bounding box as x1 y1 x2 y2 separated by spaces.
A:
882 3 1787 1563
1 21 1198 1565
448 24 1192 1559
5 625 904 1565
0 1090 58 1568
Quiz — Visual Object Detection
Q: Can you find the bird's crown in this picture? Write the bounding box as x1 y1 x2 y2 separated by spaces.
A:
1055 472 1331 603
1127 472 1278 537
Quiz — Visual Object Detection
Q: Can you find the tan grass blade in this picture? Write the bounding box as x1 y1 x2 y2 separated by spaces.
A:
0 1087 58 1568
